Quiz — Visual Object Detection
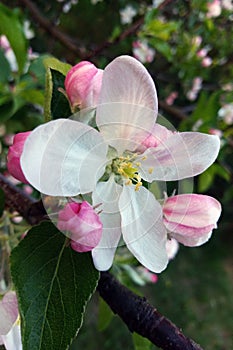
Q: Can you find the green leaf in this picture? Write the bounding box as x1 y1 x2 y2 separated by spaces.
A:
50 69 72 119
132 333 152 350
43 57 71 77
0 49 11 83
0 189 5 217
144 19 179 41
0 96 25 123
98 297 114 331
10 221 99 350
198 166 215 192
43 57 71 121
0 3 27 74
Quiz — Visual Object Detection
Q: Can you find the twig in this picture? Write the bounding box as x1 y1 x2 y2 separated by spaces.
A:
0 173 46 225
0 172 204 350
158 100 187 120
84 0 174 60
17 0 174 62
98 272 203 350
17 0 86 58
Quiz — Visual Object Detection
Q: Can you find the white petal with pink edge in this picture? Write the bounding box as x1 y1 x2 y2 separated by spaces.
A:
21 119 108 196
168 228 213 247
96 103 156 154
92 176 122 271
0 323 22 350
119 185 168 273
0 292 18 335
99 55 158 111
163 194 221 228
139 132 220 182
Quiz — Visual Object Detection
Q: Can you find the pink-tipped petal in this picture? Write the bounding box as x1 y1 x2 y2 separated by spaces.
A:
0 292 19 336
58 201 103 252
65 61 103 109
96 56 158 153
137 124 174 153
163 194 221 247
98 55 158 111
139 132 220 182
0 323 22 350
7 132 31 184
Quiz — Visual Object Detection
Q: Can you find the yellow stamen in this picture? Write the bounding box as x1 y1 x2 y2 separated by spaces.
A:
135 182 142 191
126 179 132 186
148 167 154 174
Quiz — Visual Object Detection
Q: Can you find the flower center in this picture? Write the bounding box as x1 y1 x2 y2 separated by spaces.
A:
112 153 142 191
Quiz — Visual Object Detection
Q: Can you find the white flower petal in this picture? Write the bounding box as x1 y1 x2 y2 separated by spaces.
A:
171 230 213 247
21 119 108 196
1 323 22 350
139 132 220 181
99 55 158 110
0 292 18 335
119 185 168 273
92 176 122 270
96 103 156 153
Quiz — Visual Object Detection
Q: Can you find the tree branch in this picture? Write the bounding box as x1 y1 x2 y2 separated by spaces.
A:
17 0 174 62
0 173 203 350
17 0 86 58
158 100 187 121
98 272 203 350
0 173 46 225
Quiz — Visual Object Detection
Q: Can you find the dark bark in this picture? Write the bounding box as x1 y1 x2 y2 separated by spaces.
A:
0 173 47 225
98 272 203 350
0 173 204 349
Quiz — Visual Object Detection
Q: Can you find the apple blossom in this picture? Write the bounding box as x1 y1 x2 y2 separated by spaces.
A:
222 0 233 10
21 55 220 273
206 0 222 18
57 201 102 252
65 61 103 110
163 194 221 247
132 40 155 63
7 132 31 184
165 91 178 106
120 5 137 25
218 103 233 124
0 291 22 350
201 56 213 67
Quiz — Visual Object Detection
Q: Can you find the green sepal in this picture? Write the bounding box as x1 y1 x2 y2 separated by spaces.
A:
43 57 71 121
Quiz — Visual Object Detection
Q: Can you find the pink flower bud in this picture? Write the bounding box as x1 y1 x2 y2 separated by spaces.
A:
64 61 103 109
197 48 208 58
163 194 221 247
7 132 31 184
137 124 174 153
165 91 178 106
57 201 103 252
201 56 212 67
